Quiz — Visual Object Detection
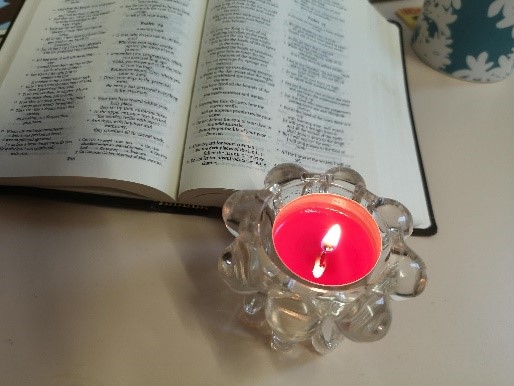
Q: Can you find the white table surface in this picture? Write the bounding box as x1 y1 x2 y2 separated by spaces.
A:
1 1 513 384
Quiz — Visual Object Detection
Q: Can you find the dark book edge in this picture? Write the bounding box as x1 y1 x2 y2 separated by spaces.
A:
0 185 221 218
390 20 437 236
0 0 26 50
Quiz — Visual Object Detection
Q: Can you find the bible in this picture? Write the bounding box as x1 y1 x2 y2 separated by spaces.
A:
0 0 436 235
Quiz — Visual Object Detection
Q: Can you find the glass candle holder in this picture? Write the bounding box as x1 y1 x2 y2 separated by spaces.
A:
219 163 427 354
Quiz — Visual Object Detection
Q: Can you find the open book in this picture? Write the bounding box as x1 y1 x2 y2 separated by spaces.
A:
0 0 436 235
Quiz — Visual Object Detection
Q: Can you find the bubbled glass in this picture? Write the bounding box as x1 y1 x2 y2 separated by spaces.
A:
219 163 427 354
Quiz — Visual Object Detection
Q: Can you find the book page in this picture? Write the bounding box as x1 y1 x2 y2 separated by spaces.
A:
179 0 376 202
179 0 432 230
362 7 432 230
0 0 207 201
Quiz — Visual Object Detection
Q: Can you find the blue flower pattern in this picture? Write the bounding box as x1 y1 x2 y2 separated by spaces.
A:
412 0 514 82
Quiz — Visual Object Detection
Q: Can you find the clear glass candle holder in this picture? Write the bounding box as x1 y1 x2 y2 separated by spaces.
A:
219 163 427 354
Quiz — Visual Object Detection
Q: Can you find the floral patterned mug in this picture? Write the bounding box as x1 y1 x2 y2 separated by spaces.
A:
412 0 514 83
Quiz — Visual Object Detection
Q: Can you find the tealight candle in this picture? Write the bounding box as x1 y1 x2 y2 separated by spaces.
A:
272 193 382 287
220 164 427 354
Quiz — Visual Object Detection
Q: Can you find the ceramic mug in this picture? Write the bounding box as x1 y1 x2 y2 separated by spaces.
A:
412 0 514 83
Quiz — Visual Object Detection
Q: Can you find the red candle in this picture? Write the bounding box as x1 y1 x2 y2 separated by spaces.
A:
272 194 381 287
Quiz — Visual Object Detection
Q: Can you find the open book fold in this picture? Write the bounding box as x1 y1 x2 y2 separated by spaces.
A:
0 0 437 235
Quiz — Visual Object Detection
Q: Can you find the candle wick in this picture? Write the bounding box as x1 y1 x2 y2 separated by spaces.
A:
319 249 327 268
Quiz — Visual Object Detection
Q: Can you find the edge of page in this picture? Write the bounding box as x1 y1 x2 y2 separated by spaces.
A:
390 20 437 237
0 185 221 218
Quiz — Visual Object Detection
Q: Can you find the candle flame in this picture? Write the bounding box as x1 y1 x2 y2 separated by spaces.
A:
321 224 342 251
312 224 342 279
